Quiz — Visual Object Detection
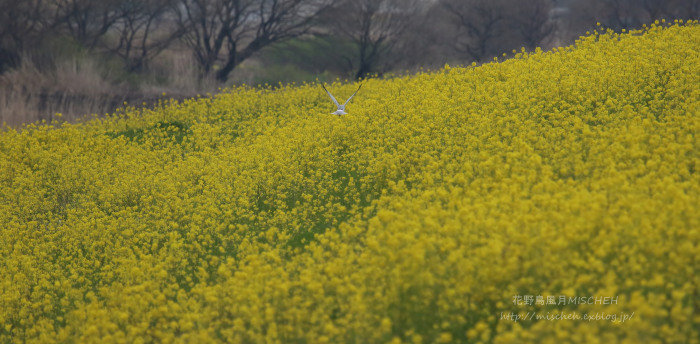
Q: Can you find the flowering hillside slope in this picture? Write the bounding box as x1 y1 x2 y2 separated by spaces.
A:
1 22 699 343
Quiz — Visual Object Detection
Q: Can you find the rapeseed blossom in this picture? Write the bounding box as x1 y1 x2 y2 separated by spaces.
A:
1 22 699 343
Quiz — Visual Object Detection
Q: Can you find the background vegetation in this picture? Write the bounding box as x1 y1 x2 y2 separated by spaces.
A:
1 0 699 126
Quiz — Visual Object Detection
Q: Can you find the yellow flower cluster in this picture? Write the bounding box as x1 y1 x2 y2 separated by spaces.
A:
1 21 699 343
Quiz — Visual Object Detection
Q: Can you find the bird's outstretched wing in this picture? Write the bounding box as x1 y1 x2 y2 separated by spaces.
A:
343 84 362 107
321 84 340 108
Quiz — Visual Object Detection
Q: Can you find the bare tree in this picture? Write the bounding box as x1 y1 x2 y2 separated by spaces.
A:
107 0 182 72
0 0 49 72
321 0 420 79
174 0 333 82
54 0 124 49
389 2 454 71
600 0 642 29
510 0 555 50
641 0 670 20
441 0 508 62
173 0 250 80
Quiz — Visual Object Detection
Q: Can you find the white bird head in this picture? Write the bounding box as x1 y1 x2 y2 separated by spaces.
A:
322 83 362 116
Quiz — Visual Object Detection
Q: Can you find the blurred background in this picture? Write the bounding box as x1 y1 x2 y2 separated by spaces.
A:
1 0 698 126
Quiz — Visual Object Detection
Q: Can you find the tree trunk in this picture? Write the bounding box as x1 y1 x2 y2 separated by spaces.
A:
216 58 236 82
355 61 371 80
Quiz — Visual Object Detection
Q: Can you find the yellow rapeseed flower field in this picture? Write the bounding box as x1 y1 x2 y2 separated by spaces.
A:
1 21 699 343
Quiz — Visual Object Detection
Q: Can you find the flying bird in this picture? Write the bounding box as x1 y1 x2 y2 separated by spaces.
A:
322 83 362 115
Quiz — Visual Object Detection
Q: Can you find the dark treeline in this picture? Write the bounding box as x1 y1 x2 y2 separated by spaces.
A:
0 0 698 125
2 0 698 82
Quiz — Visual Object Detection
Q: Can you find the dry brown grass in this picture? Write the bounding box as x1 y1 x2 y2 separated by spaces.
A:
145 49 219 94
0 52 209 128
0 57 128 127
